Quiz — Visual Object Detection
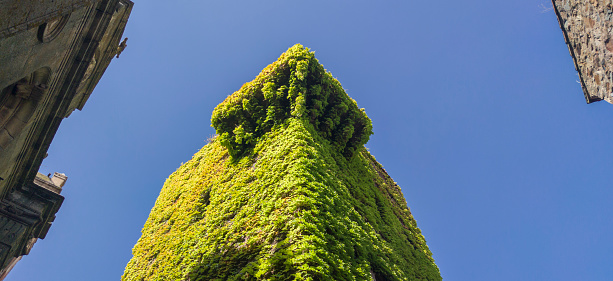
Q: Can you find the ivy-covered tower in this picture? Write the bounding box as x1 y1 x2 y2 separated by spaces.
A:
122 45 441 281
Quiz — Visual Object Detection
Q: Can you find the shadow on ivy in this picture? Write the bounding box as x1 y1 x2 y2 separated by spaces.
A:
187 244 260 281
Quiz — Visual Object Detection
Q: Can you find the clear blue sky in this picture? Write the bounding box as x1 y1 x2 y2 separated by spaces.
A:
8 1 613 280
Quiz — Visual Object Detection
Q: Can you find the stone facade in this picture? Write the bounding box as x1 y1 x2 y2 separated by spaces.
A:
552 0 613 103
0 173 65 281
0 0 133 277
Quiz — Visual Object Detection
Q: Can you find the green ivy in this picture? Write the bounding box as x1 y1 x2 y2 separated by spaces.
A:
122 45 440 281
211 44 372 159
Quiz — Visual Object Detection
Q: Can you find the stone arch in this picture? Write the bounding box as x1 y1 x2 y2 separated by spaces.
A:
0 68 51 150
37 14 71 43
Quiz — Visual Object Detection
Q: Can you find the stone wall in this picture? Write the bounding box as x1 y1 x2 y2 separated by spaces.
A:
553 0 613 103
0 0 132 198
0 0 95 39
0 0 132 278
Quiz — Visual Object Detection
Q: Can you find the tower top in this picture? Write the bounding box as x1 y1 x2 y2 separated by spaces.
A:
211 44 372 158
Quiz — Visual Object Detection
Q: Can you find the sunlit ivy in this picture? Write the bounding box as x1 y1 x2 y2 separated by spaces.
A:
122 45 440 281
211 44 372 159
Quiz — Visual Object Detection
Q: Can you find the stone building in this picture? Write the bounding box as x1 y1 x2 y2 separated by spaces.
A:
0 172 66 281
552 0 613 104
0 0 133 277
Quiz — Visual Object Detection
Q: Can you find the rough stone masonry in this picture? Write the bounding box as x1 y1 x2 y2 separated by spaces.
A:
553 0 613 104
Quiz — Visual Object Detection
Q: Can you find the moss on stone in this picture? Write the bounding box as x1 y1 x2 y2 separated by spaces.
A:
122 45 440 281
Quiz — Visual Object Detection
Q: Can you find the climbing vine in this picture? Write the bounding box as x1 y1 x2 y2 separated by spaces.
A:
122 45 440 281
211 44 372 158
